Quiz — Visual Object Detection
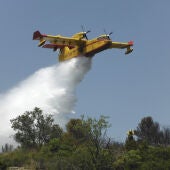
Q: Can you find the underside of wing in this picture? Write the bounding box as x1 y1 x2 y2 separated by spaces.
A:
42 44 75 51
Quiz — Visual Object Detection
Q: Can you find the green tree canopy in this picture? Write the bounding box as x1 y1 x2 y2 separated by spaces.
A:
10 107 63 148
134 116 161 145
135 116 170 146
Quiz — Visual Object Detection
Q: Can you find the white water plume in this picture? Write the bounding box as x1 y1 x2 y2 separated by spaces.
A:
0 57 91 146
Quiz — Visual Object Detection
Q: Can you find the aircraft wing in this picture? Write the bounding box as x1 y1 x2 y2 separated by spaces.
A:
33 30 86 48
110 41 134 54
110 41 133 48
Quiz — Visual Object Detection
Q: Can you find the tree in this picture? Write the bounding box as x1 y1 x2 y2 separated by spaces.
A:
81 115 113 169
160 127 170 146
66 118 86 140
10 107 63 148
134 116 161 145
50 115 114 169
1 143 13 153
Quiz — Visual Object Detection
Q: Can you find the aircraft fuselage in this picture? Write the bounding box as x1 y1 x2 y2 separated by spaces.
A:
59 38 111 61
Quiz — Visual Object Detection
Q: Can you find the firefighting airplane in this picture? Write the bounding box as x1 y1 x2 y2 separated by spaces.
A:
33 30 133 62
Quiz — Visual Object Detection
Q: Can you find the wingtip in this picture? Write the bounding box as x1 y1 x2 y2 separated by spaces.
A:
128 41 134 46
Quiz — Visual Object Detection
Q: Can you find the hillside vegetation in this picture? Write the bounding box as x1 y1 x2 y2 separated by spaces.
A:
0 108 170 170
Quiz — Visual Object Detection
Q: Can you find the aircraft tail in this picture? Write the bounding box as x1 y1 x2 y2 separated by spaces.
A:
33 30 43 40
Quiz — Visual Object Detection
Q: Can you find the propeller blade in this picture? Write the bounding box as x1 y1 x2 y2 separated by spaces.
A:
104 29 113 36
81 25 85 32
81 26 91 39
109 32 113 36
85 35 88 40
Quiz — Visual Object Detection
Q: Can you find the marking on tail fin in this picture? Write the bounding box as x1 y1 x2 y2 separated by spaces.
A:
33 30 42 40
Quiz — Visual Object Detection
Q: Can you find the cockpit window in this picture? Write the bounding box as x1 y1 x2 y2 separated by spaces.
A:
97 36 110 40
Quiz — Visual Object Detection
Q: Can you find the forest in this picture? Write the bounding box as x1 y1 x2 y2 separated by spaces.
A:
0 107 170 170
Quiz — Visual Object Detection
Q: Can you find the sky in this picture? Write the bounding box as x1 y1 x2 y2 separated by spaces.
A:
0 0 170 142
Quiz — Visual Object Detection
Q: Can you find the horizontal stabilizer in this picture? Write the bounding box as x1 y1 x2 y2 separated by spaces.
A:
38 40 46 47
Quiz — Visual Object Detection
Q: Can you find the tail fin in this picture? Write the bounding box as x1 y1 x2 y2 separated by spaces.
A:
33 30 42 40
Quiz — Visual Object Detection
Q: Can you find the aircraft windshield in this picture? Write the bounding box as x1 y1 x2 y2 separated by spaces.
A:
97 36 110 40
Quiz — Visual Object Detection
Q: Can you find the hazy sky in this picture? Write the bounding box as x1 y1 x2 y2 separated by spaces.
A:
0 0 170 141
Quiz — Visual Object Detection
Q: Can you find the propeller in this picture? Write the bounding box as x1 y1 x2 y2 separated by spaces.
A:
81 25 91 40
104 29 113 39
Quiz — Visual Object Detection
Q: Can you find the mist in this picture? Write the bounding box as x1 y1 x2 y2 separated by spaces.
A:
0 57 91 146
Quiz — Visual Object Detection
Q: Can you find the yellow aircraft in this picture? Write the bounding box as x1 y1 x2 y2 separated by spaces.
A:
33 30 133 62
